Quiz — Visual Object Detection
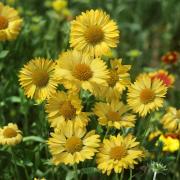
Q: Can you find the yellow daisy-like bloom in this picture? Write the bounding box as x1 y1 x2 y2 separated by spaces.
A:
46 91 88 128
96 134 144 175
0 123 22 145
158 134 179 153
19 58 57 101
70 9 119 57
149 70 175 88
47 120 100 165
161 107 180 133
0 2 22 41
127 74 167 117
55 50 109 93
94 101 136 129
94 59 131 101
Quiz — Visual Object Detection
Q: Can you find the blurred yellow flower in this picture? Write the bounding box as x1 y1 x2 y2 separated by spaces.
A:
161 107 180 133
70 9 119 57
46 91 88 128
0 123 22 146
96 134 144 175
0 2 22 41
127 74 167 117
158 134 179 153
52 0 67 12
47 120 100 165
19 58 57 101
94 100 136 129
55 50 109 94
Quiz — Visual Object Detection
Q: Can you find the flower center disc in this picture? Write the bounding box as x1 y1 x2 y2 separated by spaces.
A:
73 64 93 81
32 70 49 87
110 145 127 160
3 128 17 138
65 136 82 153
140 88 155 104
107 111 120 122
107 71 119 87
59 101 76 119
0 15 8 30
85 25 104 44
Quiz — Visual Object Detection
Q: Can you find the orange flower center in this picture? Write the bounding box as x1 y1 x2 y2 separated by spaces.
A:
85 25 104 44
59 101 76 119
107 70 119 87
32 70 49 87
73 63 93 81
140 88 155 104
107 111 120 122
65 136 82 153
0 15 8 30
110 145 127 160
3 127 17 138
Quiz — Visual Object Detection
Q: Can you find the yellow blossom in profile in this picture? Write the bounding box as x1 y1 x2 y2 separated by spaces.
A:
148 130 162 141
96 134 144 175
127 74 167 117
161 107 180 133
19 58 58 101
94 100 136 129
70 9 119 57
46 91 89 128
95 59 131 101
55 50 109 94
47 121 100 165
158 134 179 153
0 2 22 41
0 123 22 146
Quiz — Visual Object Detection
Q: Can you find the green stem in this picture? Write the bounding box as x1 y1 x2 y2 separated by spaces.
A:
10 147 20 179
128 169 132 180
73 164 78 180
115 173 119 180
120 169 124 180
104 126 110 139
23 166 30 180
153 172 157 180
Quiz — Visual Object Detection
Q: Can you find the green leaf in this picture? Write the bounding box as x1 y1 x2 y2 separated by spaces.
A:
65 171 75 180
80 167 100 175
0 50 9 59
23 136 45 143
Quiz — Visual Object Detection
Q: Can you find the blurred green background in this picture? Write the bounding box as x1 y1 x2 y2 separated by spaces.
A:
0 0 180 179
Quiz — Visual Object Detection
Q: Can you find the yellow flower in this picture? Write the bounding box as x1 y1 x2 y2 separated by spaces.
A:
93 100 136 129
46 91 88 128
47 120 100 165
127 74 167 117
158 135 179 153
148 130 162 141
70 9 119 57
55 50 109 93
19 58 57 101
149 70 175 88
96 134 144 175
0 2 22 41
161 107 180 133
95 59 131 101
0 123 22 145
52 0 67 12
